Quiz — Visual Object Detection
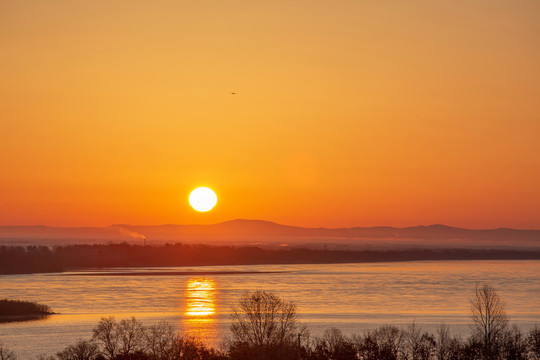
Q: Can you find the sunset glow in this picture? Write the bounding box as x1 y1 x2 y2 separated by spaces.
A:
2 3 540 359
1 1 539 229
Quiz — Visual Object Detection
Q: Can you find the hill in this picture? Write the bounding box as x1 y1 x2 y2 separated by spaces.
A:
1 220 539 250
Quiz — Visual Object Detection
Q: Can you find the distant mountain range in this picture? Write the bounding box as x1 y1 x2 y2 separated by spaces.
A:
1 219 539 249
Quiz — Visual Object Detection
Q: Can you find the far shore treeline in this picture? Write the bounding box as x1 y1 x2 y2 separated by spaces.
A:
1 243 540 275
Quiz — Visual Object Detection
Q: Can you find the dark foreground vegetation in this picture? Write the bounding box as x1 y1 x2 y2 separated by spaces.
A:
2 243 540 274
1 286 539 360
0 299 53 322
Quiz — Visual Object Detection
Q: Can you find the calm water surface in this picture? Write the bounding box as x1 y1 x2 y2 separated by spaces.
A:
1 260 540 358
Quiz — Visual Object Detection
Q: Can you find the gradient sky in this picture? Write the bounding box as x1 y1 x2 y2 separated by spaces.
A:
1 0 539 228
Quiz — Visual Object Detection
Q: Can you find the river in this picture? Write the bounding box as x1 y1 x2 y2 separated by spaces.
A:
1 260 539 358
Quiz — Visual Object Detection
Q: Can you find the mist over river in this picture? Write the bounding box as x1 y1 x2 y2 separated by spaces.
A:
1 260 539 358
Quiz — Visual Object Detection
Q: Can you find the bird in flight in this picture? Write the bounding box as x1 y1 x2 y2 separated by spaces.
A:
231 92 237 95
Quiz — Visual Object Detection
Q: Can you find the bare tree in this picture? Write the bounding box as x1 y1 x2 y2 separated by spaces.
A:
406 321 423 360
356 325 405 360
311 328 357 360
501 325 527 360
470 284 508 360
228 290 303 360
405 322 435 360
145 322 177 360
526 326 540 360
117 317 145 357
0 342 16 360
57 340 99 360
435 324 450 360
92 316 145 359
93 316 120 360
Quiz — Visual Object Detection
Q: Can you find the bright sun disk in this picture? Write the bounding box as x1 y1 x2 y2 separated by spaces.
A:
189 187 217 212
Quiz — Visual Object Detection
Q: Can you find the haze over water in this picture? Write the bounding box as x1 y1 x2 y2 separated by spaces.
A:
1 260 539 358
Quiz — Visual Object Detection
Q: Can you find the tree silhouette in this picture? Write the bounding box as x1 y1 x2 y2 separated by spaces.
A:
57 340 99 360
470 284 508 360
228 290 303 360
405 322 435 360
310 328 356 360
93 316 120 360
526 326 540 359
0 342 16 360
356 325 404 360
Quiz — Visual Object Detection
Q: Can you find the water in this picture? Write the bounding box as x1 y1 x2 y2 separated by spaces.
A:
1 260 539 358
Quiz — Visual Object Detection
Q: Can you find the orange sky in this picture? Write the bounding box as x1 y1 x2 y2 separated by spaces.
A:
1 1 539 228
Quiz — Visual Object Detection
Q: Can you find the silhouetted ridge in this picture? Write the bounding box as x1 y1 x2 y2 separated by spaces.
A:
0 220 539 249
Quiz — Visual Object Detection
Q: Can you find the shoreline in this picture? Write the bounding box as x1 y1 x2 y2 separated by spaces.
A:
3 256 540 276
0 313 54 323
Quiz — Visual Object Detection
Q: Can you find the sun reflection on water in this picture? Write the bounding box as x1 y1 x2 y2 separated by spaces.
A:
182 278 219 345
185 278 216 316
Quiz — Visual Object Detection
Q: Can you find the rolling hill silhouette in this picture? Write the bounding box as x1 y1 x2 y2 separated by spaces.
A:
1 219 539 249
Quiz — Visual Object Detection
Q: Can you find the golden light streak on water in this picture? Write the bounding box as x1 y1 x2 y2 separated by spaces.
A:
185 278 216 316
182 278 219 345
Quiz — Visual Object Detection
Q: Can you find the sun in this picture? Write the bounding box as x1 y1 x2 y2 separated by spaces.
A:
189 187 217 212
